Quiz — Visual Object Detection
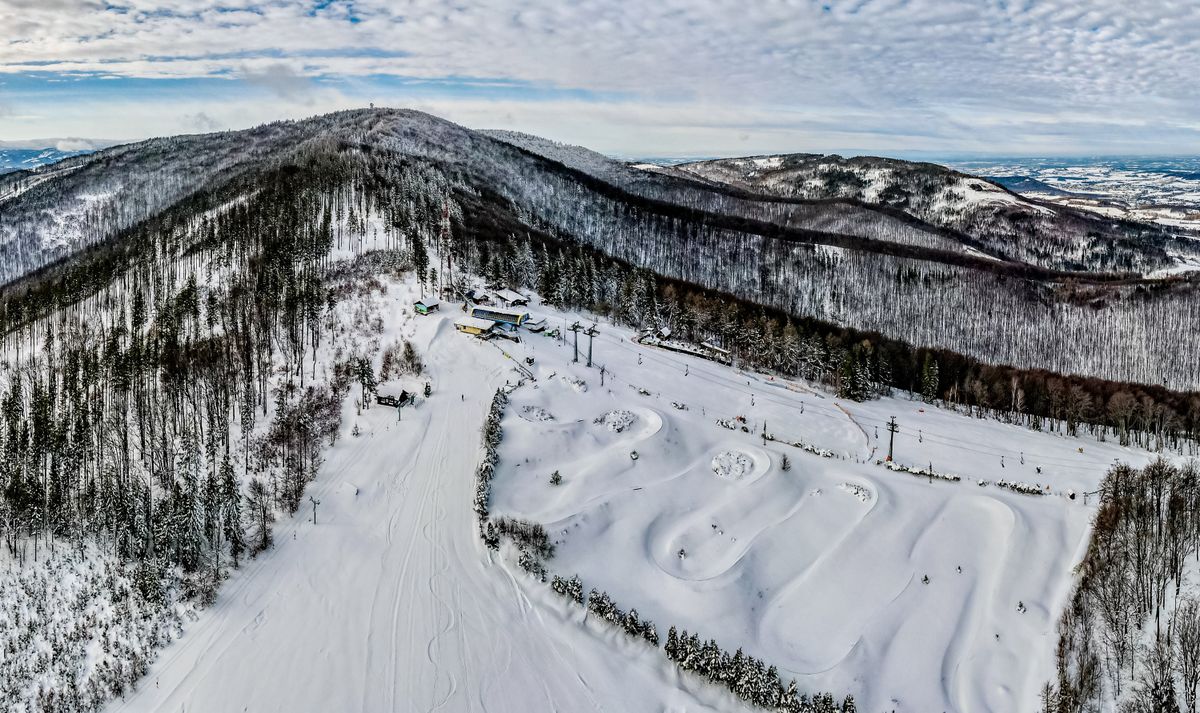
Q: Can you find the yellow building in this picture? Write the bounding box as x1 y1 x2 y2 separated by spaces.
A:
454 316 497 337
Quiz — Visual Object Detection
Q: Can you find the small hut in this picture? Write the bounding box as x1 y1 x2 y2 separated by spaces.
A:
414 298 440 315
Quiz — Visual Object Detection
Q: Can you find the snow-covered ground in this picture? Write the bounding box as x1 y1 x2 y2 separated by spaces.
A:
103 283 754 713
487 303 1164 712
102 283 1167 713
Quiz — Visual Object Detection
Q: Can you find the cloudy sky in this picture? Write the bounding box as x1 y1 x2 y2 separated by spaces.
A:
1 0 1198 157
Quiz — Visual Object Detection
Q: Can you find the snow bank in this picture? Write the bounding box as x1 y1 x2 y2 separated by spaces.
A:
837 482 873 502
595 409 638 433
520 405 555 422
711 450 754 481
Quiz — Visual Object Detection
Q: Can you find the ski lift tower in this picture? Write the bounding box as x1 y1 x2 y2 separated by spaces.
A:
568 321 583 363
438 199 452 294
584 323 599 367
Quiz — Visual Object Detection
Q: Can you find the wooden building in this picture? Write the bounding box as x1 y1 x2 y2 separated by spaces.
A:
414 298 440 315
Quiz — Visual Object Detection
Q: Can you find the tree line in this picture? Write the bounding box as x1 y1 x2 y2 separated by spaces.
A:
459 231 1200 453
1050 459 1200 713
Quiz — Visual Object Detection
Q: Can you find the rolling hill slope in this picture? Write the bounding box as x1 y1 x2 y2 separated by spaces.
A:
5 108 1200 390
668 153 1197 273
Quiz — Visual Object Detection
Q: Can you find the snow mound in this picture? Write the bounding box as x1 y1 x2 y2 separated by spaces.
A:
520 405 555 422
838 482 873 502
595 409 637 433
560 375 588 392
711 450 754 481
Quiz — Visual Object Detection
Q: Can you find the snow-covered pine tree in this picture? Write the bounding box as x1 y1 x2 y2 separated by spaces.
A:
921 354 940 404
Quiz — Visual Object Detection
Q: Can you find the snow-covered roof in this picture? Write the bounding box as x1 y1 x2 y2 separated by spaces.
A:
415 298 440 307
455 316 496 331
492 289 527 303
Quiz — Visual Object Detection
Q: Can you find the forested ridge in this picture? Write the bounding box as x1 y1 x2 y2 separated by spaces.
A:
670 152 1194 273
0 140 457 708
4 109 1200 464
7 108 1200 391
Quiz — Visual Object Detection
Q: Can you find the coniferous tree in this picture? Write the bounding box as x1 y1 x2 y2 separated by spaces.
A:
220 454 245 568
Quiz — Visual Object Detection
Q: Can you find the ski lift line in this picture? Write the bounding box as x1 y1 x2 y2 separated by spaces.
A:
591 331 1118 469
862 422 1123 467
827 407 1138 466
601 333 847 417
609 333 1068 462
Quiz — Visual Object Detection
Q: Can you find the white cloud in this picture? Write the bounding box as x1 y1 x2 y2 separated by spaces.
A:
240 63 316 103
54 137 97 151
182 111 223 133
1 0 1199 154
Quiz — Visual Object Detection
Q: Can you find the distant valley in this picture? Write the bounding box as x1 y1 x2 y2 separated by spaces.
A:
948 155 1200 232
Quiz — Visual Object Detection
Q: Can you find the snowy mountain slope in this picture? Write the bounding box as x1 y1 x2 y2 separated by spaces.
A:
6 108 1200 391
105 284 754 713
96 278 1171 713
481 129 658 189
670 153 1193 273
0 116 370 285
485 130 992 257
0 106 1193 713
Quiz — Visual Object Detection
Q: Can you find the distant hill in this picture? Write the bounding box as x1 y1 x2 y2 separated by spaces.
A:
0 147 95 174
987 175 1077 195
666 153 1188 273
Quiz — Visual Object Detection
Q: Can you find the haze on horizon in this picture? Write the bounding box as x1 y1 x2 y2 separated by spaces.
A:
1 0 1198 159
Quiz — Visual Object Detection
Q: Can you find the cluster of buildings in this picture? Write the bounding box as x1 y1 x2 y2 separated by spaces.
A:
413 287 546 340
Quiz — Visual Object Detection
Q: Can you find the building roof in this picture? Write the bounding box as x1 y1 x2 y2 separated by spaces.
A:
492 286 525 301
455 316 496 331
415 298 440 308
470 304 529 318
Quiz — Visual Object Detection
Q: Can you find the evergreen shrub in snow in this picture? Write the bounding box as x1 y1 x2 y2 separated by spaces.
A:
550 575 584 605
883 460 961 482
664 626 856 713
0 544 192 713
994 479 1047 496
473 389 508 526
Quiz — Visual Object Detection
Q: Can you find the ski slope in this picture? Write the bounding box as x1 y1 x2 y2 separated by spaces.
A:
104 284 1166 713
106 304 750 713
486 304 1165 712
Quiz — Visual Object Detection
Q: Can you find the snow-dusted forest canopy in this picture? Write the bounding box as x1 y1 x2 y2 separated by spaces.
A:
3 108 1199 416
0 142 458 706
